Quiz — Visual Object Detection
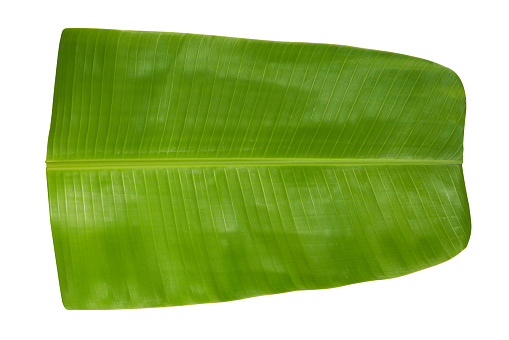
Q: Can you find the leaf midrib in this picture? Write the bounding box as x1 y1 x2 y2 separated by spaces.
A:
46 158 462 170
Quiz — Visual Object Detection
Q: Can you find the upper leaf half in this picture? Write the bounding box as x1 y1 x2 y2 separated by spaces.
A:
47 28 465 162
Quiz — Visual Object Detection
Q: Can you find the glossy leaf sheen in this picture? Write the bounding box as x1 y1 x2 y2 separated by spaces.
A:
47 28 470 309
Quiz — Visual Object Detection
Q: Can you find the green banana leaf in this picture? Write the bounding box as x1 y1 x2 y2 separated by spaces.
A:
46 28 470 309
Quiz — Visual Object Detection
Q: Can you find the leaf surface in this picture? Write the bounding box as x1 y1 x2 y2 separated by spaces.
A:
47 28 470 309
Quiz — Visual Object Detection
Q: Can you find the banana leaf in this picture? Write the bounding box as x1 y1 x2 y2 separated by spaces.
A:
46 28 470 309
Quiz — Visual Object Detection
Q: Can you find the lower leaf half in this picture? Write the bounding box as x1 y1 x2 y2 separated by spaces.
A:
47 164 470 309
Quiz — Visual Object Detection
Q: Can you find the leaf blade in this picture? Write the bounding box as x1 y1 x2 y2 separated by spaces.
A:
47 28 470 309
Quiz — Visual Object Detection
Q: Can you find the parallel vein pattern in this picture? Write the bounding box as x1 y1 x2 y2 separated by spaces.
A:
47 29 470 309
48 166 469 309
48 29 465 161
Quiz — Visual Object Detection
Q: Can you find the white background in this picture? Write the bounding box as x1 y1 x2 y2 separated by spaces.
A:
1 0 508 339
